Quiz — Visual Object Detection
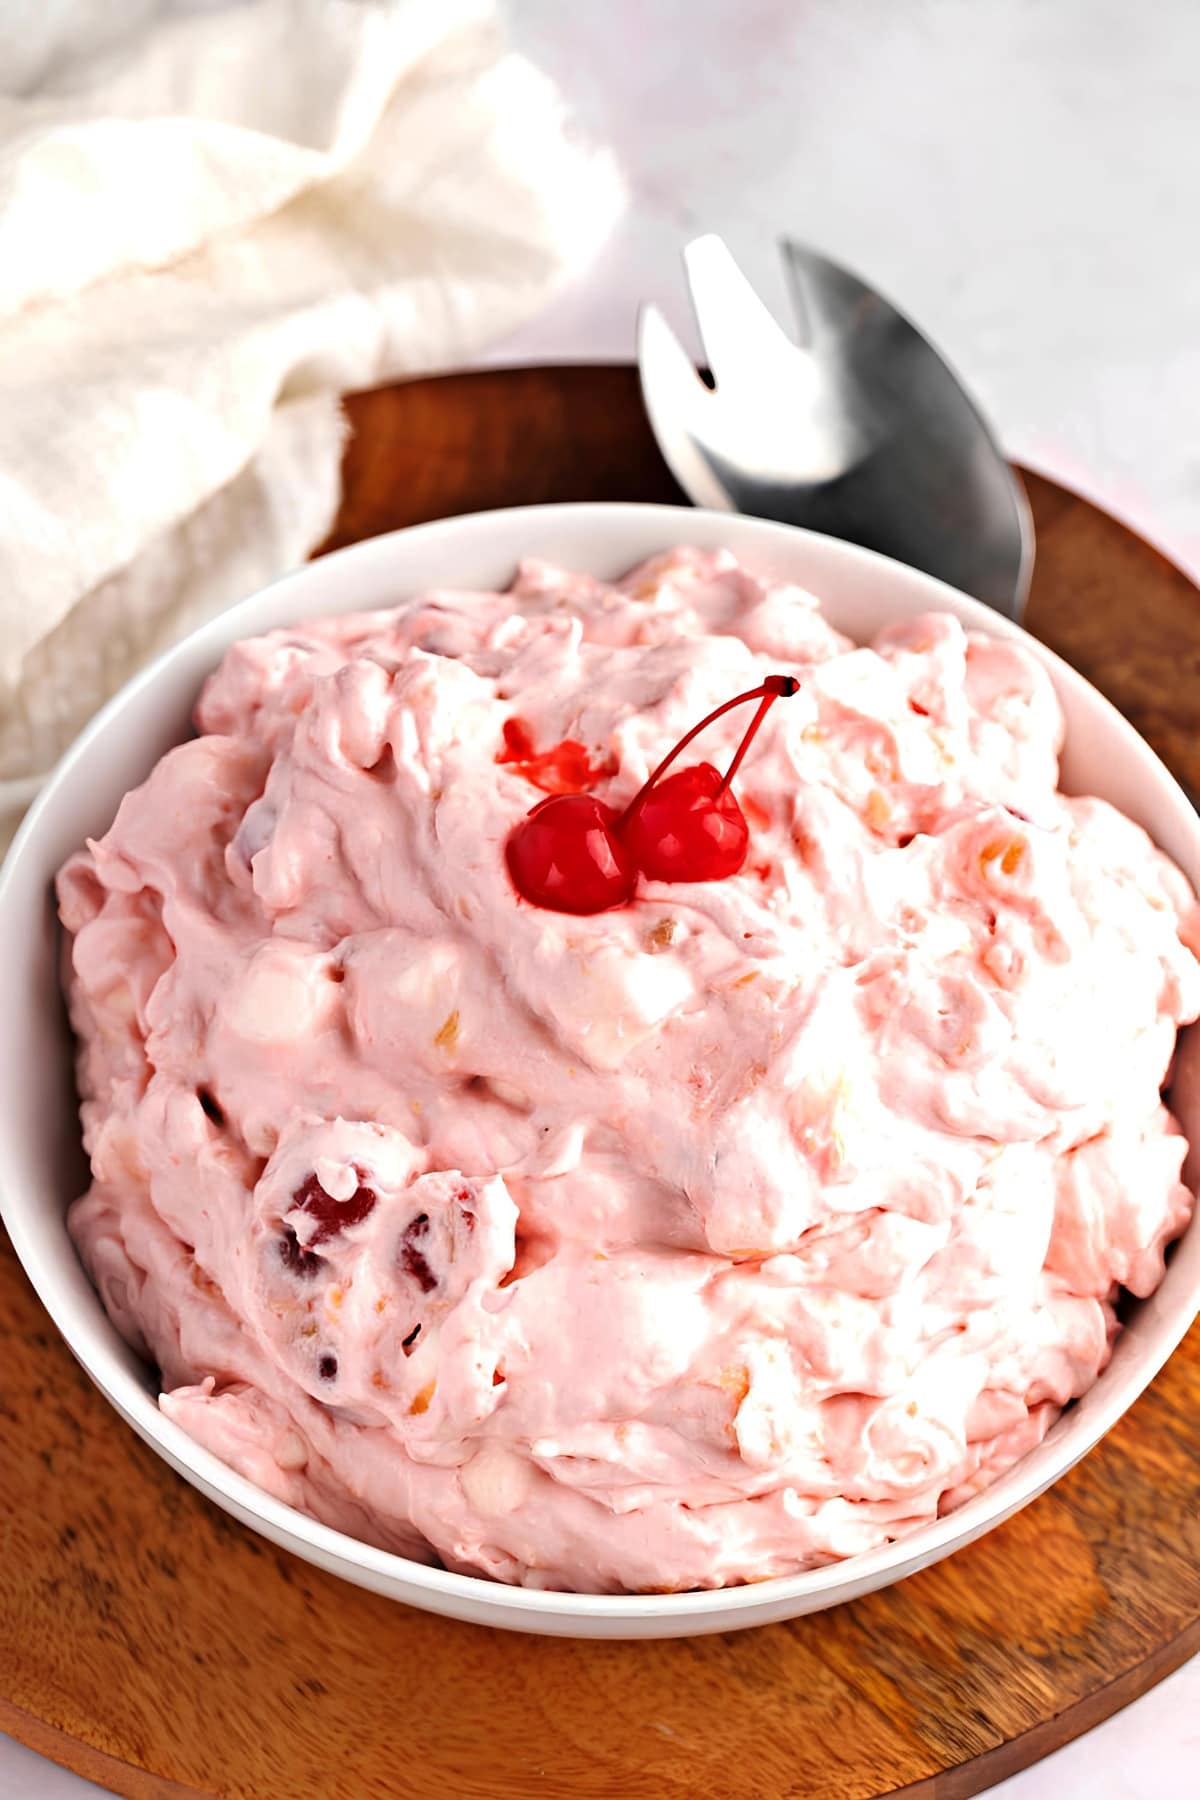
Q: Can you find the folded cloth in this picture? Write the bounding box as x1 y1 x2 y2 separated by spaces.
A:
0 0 622 845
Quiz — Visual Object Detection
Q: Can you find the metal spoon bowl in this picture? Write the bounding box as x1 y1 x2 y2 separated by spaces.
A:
639 235 1033 620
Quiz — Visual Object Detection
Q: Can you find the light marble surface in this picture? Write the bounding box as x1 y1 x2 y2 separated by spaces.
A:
490 0 1200 584
6 1 1198 1793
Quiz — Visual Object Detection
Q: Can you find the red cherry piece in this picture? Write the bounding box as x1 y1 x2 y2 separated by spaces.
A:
279 1224 324 1279
292 1171 377 1246
400 1213 437 1293
497 717 616 795
620 762 750 882
505 794 635 914
498 717 535 760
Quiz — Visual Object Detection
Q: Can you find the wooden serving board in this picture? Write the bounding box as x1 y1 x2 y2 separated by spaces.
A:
3 366 1199 1800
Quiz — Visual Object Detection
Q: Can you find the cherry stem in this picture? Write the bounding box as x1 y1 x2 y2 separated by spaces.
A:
617 673 799 828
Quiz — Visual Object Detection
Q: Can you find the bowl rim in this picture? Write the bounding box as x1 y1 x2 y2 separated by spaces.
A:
3 498 1198 1628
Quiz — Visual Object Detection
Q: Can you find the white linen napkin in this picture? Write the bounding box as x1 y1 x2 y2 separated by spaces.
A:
0 0 622 844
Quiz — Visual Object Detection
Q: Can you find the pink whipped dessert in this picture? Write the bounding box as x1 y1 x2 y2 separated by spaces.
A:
58 547 1200 1593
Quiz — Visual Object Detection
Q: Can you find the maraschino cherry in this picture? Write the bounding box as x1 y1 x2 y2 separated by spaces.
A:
504 792 634 914
505 674 798 914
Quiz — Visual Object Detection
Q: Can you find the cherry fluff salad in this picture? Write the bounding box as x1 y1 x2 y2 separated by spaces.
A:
58 546 1200 1594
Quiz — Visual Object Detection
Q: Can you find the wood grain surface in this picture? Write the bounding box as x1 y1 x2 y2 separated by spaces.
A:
2 365 1198 1800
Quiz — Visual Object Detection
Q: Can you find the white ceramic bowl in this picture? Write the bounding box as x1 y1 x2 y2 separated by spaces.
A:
2 503 1198 1639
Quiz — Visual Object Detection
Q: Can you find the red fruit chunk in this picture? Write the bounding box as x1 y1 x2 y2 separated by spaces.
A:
292 1170 377 1246
279 1225 323 1279
619 762 750 882
400 1213 437 1293
505 794 635 915
498 717 536 760
497 718 616 795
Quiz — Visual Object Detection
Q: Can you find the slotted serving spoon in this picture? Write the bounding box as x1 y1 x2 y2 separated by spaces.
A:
639 235 1034 620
